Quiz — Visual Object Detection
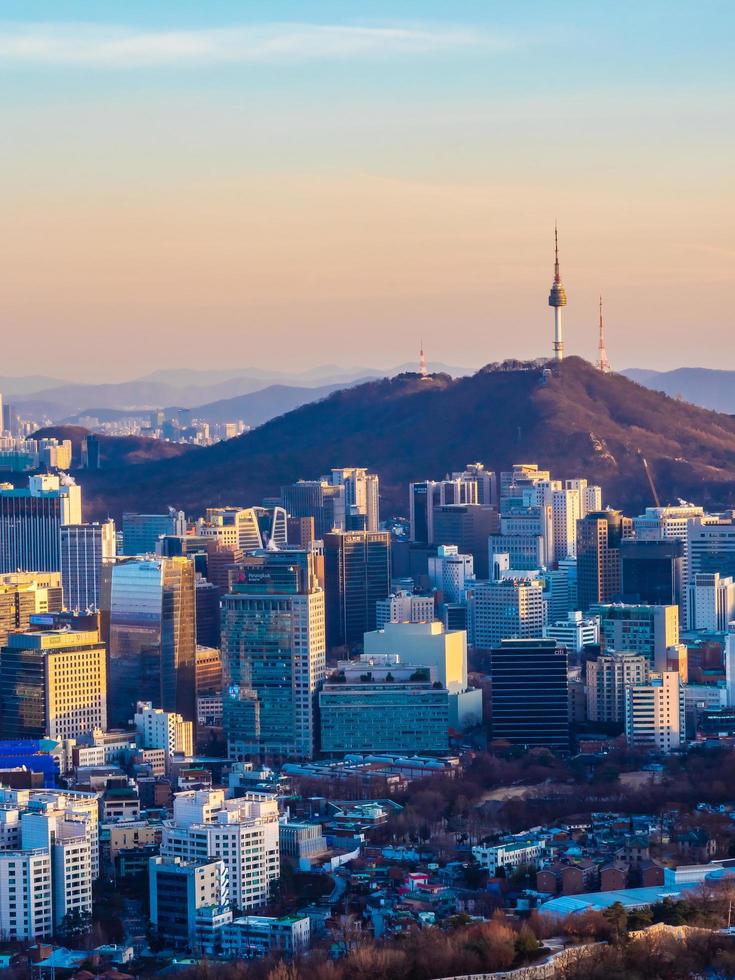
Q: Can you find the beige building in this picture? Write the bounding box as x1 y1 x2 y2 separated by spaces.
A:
0 628 106 741
587 652 650 724
0 571 63 645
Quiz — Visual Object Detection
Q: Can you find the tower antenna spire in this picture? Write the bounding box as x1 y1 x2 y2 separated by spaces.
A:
419 339 428 379
597 294 611 373
548 223 567 360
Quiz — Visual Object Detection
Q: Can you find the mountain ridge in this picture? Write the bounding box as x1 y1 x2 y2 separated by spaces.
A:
75 357 735 521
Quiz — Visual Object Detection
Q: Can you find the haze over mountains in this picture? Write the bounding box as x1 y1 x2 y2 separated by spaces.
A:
620 368 735 414
0 361 470 423
74 358 735 522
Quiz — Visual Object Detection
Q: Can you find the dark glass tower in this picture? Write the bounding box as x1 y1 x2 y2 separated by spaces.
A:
490 638 570 752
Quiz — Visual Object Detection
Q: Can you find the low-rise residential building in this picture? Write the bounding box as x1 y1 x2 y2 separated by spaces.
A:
472 837 547 875
223 914 310 959
160 789 280 912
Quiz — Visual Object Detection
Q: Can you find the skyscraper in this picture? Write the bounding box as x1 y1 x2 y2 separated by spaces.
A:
470 578 547 650
431 503 498 579
576 509 633 611
595 602 679 670
0 475 82 573
60 520 117 612
0 627 107 740
221 548 325 759
281 480 345 539
0 572 63 646
324 531 391 649
121 509 186 556
620 538 683 606
490 639 570 751
108 557 197 727
329 468 380 531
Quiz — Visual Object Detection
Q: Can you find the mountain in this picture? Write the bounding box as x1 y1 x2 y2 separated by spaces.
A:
8 363 473 421
0 375 67 396
76 357 735 521
185 380 367 426
32 426 199 469
622 367 735 414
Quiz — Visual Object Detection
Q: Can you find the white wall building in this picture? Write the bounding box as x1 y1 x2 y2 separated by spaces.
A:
0 849 52 940
470 577 547 650
625 671 685 752
544 611 599 652
687 572 735 632
375 591 434 629
160 790 280 912
134 701 194 761
428 544 475 604
472 838 547 875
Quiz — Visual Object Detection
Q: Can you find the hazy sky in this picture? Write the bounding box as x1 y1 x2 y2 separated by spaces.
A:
0 1 733 381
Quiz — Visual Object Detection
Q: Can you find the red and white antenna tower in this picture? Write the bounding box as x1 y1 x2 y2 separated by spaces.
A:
597 295 611 373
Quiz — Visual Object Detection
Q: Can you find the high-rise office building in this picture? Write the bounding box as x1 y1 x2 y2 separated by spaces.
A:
595 602 679 670
687 572 735 631
576 509 633 611
586 651 650 724
160 789 279 912
221 549 325 759
470 578 547 650
431 504 497 579
0 475 82 573
324 531 391 649
121 509 186 556
199 507 265 554
281 480 345 539
0 572 63 646
0 628 107 740
108 557 197 727
428 544 474 604
489 639 570 751
60 520 117 612
620 538 683 606
195 575 220 647
329 468 380 532
625 671 684 752
687 515 735 588
409 464 496 545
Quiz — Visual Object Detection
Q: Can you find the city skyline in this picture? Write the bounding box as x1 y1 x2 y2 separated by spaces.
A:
0 1 732 378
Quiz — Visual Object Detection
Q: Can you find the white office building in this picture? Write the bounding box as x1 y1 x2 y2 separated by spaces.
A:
375 591 434 628
60 520 116 612
0 475 82 574
544 611 599 652
687 572 735 632
134 701 194 761
428 544 475 603
470 577 547 650
625 671 685 752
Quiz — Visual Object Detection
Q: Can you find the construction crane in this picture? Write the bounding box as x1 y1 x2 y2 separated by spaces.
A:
639 453 661 508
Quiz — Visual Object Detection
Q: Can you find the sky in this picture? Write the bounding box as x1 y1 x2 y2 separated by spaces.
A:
0 1 733 381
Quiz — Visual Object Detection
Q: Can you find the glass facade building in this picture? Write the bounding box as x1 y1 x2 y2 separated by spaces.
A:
221 549 325 759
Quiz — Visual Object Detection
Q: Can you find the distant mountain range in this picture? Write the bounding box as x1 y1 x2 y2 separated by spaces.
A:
76 357 735 521
0 362 470 423
622 368 735 414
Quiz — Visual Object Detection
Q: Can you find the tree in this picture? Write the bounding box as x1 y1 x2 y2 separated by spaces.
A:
603 902 629 944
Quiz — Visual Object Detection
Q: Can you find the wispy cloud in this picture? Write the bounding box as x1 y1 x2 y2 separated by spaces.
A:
0 22 516 68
